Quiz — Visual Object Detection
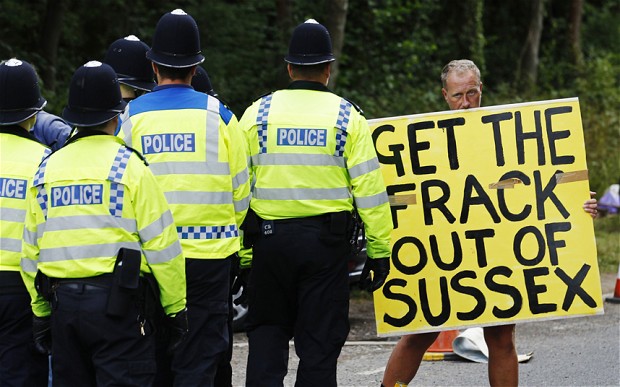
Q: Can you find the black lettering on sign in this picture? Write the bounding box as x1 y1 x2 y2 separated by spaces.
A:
554 264 597 311
373 124 406 176
485 266 522 319
460 174 501 224
545 222 571 266
513 225 546 266
534 170 570 220
496 170 532 222
419 276 450 326
515 110 545 166
408 121 436 175
436 117 465 170
386 183 416 229
421 179 456 225
465 228 495 268
382 278 417 327
545 106 575 166
450 270 486 321
429 231 462 271
481 112 512 167
392 236 427 275
523 267 557 314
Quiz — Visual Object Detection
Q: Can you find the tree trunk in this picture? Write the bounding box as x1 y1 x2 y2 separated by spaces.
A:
568 0 584 68
461 0 485 74
275 0 293 88
324 0 348 89
517 0 545 93
39 0 65 93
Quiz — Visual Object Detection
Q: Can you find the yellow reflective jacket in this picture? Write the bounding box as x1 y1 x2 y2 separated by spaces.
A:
0 127 50 272
118 85 250 259
238 81 392 258
20 133 186 317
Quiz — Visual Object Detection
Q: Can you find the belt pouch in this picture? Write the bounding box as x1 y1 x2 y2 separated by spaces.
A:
106 248 141 317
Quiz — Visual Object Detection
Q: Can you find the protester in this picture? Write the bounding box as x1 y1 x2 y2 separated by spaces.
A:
118 9 250 385
237 19 393 386
20 60 187 386
30 110 71 151
381 59 598 387
0 58 50 386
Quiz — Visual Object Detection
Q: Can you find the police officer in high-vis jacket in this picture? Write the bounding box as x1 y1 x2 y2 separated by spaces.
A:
20 60 187 386
118 9 250 386
238 19 393 386
0 58 50 387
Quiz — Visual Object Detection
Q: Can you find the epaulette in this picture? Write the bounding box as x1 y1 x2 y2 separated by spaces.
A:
124 145 149 166
342 97 364 116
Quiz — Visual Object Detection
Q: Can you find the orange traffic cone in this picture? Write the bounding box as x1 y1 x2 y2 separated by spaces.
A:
605 264 620 304
426 329 460 353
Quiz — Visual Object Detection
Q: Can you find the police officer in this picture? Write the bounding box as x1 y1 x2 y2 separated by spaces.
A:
118 9 250 386
20 60 187 386
103 34 157 102
237 19 393 386
0 58 50 386
191 65 216 96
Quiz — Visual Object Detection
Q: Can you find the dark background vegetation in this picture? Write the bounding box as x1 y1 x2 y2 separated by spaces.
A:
1 0 617 196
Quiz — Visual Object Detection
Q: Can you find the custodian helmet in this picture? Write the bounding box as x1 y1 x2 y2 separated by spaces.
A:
284 19 335 65
146 9 205 68
103 35 156 91
62 61 127 127
0 58 46 125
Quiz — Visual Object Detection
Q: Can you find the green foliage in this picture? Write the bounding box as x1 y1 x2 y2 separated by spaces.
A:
594 215 620 273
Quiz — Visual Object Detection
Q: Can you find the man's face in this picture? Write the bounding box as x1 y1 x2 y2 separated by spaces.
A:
442 70 482 110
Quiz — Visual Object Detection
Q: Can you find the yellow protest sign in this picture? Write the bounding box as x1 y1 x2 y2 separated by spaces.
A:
369 98 603 336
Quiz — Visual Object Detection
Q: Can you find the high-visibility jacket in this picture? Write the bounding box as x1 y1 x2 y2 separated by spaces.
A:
238 81 392 259
118 85 250 259
20 133 186 317
0 126 51 272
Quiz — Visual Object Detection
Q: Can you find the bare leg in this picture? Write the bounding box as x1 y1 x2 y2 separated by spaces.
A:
484 324 518 387
382 332 439 386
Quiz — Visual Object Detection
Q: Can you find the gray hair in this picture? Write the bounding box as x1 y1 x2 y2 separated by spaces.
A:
441 59 481 87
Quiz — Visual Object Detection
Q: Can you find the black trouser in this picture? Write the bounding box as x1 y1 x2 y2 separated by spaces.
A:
51 277 155 387
171 257 231 387
245 214 351 387
0 271 49 387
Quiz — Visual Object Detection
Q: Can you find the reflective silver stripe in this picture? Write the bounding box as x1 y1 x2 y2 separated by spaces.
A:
206 97 221 161
0 238 21 253
21 258 38 273
121 110 133 147
232 168 249 190
0 208 26 222
144 241 183 264
23 228 38 246
354 191 389 209
39 241 141 262
252 153 346 168
148 161 231 176
39 215 137 234
234 195 250 212
139 210 175 243
348 157 381 180
253 187 351 201
165 191 233 205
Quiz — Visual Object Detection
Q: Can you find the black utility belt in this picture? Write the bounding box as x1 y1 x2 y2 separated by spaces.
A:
54 274 114 291
260 211 352 237
0 271 28 294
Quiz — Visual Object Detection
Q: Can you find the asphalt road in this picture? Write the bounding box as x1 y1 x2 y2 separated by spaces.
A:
230 272 620 386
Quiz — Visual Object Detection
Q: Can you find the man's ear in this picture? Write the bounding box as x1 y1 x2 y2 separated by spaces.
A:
442 88 448 102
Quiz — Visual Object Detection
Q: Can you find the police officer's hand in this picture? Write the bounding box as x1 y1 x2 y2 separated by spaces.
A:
167 308 188 354
32 315 52 355
231 268 251 306
359 257 390 292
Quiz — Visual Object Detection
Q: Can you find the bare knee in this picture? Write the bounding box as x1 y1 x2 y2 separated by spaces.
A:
400 331 440 351
484 325 515 353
